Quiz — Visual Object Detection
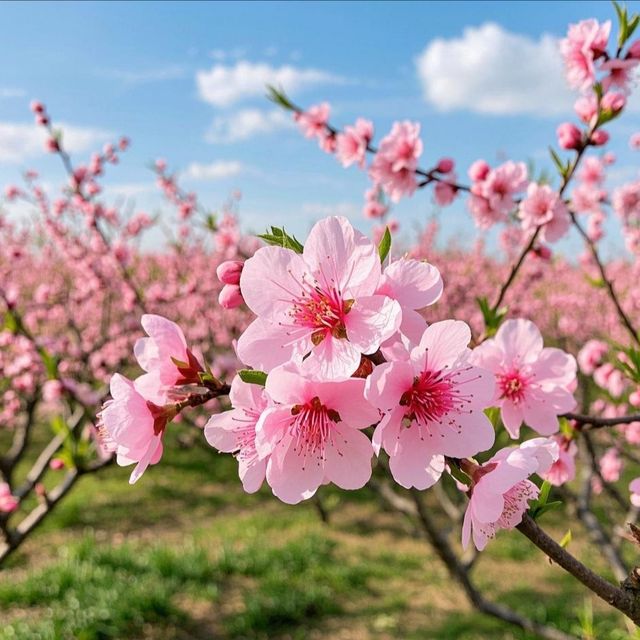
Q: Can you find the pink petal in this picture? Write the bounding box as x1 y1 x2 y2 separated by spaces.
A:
204 410 243 452
303 216 380 298
266 435 323 504
379 258 443 309
365 361 413 412
415 320 471 371
494 319 543 365
346 295 401 354
501 401 524 438
236 318 305 372
240 246 308 320
239 457 267 493
129 435 162 485
254 406 292 458
323 426 373 490
315 379 379 429
301 335 361 380
389 427 444 489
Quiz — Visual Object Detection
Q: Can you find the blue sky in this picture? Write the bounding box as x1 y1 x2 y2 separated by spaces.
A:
1 0 639 253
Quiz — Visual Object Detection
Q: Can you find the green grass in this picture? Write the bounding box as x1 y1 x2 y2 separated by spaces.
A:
0 425 637 639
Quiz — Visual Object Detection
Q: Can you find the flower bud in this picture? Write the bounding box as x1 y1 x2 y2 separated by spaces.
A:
556 123 582 150
627 39 640 60
216 260 244 285
30 100 45 114
218 284 244 309
601 91 625 114
590 130 609 146
436 157 454 173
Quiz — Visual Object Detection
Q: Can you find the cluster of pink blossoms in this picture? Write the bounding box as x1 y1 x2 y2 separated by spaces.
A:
101 216 580 550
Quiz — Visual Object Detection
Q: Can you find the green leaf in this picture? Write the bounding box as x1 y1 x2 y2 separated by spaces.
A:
378 227 391 263
238 369 268 386
559 529 572 549
484 406 502 429
549 147 567 178
266 85 296 111
257 226 304 253
476 296 508 337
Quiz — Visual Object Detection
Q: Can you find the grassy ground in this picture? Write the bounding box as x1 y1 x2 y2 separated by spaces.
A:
0 427 637 640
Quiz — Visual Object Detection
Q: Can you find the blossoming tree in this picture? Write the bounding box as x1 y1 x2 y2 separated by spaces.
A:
3 4 640 638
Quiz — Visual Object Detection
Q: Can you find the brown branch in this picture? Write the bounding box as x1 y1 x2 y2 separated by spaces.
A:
565 412 640 428
517 513 640 624
569 211 639 347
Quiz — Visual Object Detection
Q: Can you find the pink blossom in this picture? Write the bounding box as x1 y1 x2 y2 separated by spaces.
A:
365 320 495 490
577 339 607 375
468 160 490 182
98 374 171 484
436 158 455 174
134 314 202 404
369 121 423 202
560 20 611 91
601 58 639 92
593 363 625 398
557 123 582 150
434 176 458 206
363 185 388 219
630 133 640 150
601 91 626 114
518 183 570 243
468 161 528 230
295 102 332 151
237 216 401 380
255 365 378 504
336 118 373 168
599 447 622 482
205 375 269 493
376 257 442 344
462 438 559 550
0 483 18 514
629 478 640 507
541 434 577 486
471 319 577 438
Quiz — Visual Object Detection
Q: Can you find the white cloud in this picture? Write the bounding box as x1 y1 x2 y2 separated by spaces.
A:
196 61 343 107
415 23 574 116
0 88 26 99
104 65 186 84
301 201 361 219
205 108 293 143
0 122 112 164
107 182 155 199
184 160 243 180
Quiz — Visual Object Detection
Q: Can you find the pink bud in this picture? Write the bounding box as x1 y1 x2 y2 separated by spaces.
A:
216 260 244 285
630 390 640 407
30 100 45 114
628 39 640 60
36 114 49 126
155 158 167 172
603 151 616 165
118 136 130 151
556 123 582 150
601 92 626 113
533 245 552 260
436 157 454 173
468 160 490 182
218 284 244 309
590 130 609 146
49 458 65 471
45 138 59 153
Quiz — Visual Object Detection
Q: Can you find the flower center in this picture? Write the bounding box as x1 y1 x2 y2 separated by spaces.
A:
400 370 456 425
290 287 353 344
498 371 528 404
289 396 341 462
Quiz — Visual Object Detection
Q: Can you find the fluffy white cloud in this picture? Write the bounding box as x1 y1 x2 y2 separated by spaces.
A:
415 23 574 116
196 61 342 107
184 160 243 180
205 108 293 143
0 122 111 164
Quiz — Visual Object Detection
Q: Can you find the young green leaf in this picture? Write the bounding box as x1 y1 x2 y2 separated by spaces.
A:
238 369 268 386
378 226 391 263
257 226 304 253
